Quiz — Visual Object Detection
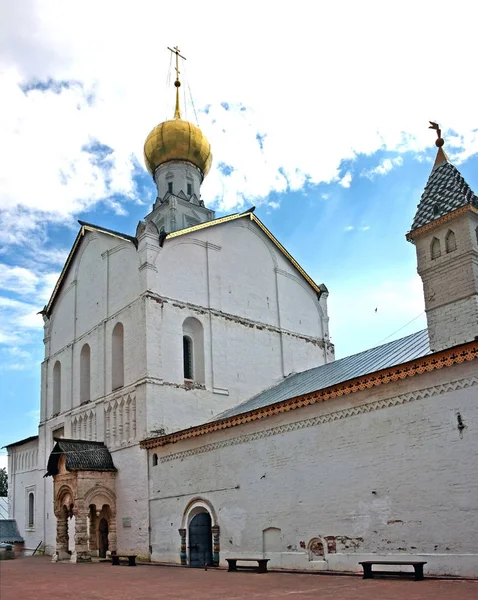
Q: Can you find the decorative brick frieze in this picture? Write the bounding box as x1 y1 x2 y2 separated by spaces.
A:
158 376 478 462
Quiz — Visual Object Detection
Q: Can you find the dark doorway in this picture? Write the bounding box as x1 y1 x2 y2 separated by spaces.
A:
188 512 212 568
98 518 109 558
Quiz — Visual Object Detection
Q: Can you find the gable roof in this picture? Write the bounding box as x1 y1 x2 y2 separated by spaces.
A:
409 161 478 234
217 329 431 419
3 435 38 449
43 221 137 317
44 209 324 319
45 439 116 477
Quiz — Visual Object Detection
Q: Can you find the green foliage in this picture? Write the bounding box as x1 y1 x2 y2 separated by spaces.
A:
0 467 8 496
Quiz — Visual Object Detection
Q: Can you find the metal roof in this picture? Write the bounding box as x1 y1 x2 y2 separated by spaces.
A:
3 435 38 449
411 161 478 231
45 439 116 477
217 329 431 419
0 520 24 543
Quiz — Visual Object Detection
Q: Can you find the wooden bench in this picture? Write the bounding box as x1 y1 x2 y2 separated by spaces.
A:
359 560 427 581
111 554 137 567
226 558 270 573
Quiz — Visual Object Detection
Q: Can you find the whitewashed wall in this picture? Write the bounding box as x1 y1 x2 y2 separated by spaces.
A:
148 360 478 577
11 212 332 558
7 438 43 551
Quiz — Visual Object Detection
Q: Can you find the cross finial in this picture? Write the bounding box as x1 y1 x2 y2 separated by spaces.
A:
167 46 186 119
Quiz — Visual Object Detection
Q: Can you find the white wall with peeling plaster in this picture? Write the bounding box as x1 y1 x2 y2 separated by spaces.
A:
148 360 478 577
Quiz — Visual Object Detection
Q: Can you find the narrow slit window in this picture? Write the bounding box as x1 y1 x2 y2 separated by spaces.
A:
183 336 193 380
28 492 34 528
53 361 61 416
80 343 91 404
168 181 173 193
187 183 192 195
112 323 124 390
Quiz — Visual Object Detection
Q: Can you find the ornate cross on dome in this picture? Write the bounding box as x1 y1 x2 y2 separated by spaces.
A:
168 46 186 119
168 46 186 82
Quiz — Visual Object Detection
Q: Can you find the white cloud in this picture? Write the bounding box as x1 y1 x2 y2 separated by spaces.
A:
338 171 353 188
344 225 354 231
0 265 39 295
0 264 56 352
362 156 404 179
0 0 476 234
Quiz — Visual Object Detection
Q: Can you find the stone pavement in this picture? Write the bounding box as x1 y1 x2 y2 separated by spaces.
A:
1 556 477 600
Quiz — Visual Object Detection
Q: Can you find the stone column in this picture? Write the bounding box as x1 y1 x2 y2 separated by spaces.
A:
55 509 69 560
88 508 98 556
73 505 91 563
178 528 187 565
108 511 117 554
211 525 220 567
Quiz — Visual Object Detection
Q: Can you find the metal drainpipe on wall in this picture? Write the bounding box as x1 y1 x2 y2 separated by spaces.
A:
43 360 48 551
147 448 152 558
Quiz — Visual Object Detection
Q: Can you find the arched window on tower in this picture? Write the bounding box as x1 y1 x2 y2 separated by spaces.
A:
431 237 441 260
152 453 158 467
80 343 91 404
445 230 457 253
53 360 61 416
182 317 205 384
112 323 124 390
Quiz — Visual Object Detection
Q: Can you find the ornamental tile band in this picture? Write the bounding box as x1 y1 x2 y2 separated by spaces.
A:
158 376 478 463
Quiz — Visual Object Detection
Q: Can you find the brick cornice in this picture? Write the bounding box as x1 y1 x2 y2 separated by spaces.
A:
406 205 478 242
140 339 478 450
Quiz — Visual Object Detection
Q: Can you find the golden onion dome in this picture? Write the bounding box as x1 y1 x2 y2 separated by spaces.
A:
144 118 212 177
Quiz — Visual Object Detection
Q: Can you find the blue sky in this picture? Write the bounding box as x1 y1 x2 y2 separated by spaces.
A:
1 0 477 463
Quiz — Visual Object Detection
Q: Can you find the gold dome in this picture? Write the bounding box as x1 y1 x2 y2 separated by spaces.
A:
144 118 213 177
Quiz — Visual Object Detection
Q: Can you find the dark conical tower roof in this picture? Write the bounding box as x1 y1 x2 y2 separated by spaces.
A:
408 123 478 237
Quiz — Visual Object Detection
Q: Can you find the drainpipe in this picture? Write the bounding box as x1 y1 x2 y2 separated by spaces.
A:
146 448 151 559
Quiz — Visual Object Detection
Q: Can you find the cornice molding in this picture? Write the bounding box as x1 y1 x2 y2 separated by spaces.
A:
158 375 478 463
140 340 478 450
406 205 478 242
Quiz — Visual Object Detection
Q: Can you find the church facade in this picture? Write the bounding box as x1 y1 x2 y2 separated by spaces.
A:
6 66 478 576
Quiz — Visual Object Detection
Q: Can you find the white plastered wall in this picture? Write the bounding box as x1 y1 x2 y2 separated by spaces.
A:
148 359 478 577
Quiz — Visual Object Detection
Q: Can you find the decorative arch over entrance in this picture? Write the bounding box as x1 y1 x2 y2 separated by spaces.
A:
46 439 117 563
179 498 219 567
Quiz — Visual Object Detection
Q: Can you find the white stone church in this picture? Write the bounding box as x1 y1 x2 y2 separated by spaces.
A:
6 69 478 576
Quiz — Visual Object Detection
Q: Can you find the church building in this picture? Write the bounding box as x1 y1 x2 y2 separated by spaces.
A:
6 56 478 577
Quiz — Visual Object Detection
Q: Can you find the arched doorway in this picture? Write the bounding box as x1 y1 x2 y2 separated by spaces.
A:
188 512 212 568
98 518 109 558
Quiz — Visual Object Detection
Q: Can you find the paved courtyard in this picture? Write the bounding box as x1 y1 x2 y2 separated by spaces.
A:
1 556 478 600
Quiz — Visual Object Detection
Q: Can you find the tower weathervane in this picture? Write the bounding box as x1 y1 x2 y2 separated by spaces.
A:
167 46 186 119
429 121 444 148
